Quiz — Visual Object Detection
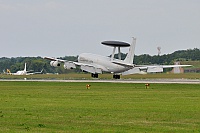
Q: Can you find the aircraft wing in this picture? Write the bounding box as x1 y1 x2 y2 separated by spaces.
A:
44 57 102 74
27 69 43 75
26 70 34 73
122 64 192 75
156 64 192 68
44 57 66 63
135 64 192 69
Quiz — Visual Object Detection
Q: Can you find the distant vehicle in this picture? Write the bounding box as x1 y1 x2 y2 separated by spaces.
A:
44 37 191 79
6 63 43 75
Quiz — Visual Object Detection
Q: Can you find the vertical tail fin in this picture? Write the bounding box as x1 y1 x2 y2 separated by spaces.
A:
124 37 136 64
24 63 27 71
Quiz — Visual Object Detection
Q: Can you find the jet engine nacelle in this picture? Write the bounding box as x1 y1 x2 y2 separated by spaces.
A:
64 62 76 69
50 61 61 67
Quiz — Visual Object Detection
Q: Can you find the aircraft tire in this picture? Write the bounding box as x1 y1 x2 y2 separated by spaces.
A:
91 73 98 78
113 75 120 79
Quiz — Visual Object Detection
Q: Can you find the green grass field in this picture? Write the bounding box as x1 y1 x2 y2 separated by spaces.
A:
0 81 200 132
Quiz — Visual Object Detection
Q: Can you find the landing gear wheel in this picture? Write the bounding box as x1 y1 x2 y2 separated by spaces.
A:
113 75 120 79
91 73 98 78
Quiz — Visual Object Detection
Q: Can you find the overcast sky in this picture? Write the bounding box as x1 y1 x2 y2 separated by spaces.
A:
0 0 199 58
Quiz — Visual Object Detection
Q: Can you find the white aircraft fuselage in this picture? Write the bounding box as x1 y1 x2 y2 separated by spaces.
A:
14 70 27 75
78 53 130 73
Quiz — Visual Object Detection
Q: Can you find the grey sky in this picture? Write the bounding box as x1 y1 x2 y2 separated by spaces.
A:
0 0 199 57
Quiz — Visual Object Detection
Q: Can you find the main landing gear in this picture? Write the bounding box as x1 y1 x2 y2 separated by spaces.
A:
91 73 98 78
113 74 120 79
91 73 120 79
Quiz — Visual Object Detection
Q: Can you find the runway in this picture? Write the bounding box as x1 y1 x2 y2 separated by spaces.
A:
1 79 199 84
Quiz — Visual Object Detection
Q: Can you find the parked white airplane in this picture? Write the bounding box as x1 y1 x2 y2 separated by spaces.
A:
44 37 191 79
7 63 43 75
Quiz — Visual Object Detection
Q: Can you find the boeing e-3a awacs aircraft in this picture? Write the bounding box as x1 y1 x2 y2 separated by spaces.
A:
44 37 191 79
6 63 43 75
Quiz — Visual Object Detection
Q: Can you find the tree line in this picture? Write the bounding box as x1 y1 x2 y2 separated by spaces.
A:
0 48 199 74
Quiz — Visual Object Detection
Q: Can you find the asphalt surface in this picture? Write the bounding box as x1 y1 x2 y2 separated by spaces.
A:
0 79 199 84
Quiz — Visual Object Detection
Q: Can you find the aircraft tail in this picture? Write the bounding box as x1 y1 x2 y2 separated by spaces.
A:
124 37 136 64
24 63 27 71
